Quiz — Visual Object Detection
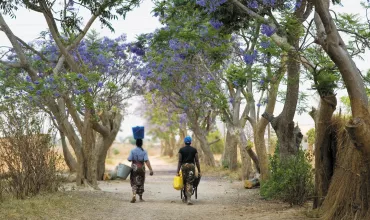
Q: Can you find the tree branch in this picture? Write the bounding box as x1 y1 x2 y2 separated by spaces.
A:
63 96 84 134
0 13 38 78
208 138 221 146
0 60 21 68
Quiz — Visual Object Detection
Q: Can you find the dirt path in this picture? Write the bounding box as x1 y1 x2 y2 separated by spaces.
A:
0 155 312 220
68 155 311 220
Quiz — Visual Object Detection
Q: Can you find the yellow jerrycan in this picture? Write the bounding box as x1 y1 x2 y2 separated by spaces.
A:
173 170 183 190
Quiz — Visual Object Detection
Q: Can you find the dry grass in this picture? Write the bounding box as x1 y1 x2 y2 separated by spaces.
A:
202 165 242 181
319 116 370 220
160 153 242 181
0 191 122 220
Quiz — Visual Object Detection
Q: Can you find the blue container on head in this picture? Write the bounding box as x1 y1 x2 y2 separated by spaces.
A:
132 126 144 140
184 136 192 144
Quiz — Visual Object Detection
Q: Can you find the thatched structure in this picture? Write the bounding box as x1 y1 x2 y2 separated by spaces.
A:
319 117 370 220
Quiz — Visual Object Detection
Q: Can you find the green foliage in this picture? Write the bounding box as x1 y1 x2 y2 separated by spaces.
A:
207 130 224 154
303 46 340 96
306 128 315 147
261 144 314 205
281 13 305 39
113 148 120 155
340 96 351 114
128 136 136 145
0 0 140 32
226 64 247 88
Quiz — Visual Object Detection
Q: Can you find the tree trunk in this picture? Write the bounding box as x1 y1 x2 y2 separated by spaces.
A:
313 95 337 208
169 133 176 158
222 127 238 170
196 133 216 167
60 131 78 172
96 134 116 180
96 111 122 180
256 53 285 180
160 140 165 156
239 129 253 180
254 126 269 181
276 48 300 159
78 110 98 189
191 134 204 161
163 138 172 156
264 16 302 160
191 125 215 167
176 126 187 152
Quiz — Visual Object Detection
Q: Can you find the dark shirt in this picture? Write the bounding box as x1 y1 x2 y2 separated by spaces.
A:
179 145 197 164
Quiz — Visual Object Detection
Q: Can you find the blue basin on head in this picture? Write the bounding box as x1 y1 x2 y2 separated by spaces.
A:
132 126 144 139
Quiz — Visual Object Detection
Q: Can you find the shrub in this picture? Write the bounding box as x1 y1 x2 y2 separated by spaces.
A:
260 144 314 205
113 148 120 155
0 104 63 199
207 130 224 154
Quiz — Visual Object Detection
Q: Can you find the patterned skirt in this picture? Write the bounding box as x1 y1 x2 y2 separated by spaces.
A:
130 161 146 195
181 163 195 198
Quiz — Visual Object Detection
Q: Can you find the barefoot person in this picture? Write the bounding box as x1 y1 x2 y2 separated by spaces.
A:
177 136 201 205
128 139 153 203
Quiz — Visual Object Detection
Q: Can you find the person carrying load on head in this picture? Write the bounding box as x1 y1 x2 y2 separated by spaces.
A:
128 127 153 203
176 136 201 205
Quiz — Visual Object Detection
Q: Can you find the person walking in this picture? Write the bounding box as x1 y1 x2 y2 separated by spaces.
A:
176 136 201 205
128 138 153 203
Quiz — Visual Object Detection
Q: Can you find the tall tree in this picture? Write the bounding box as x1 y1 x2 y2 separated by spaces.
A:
309 0 370 218
0 0 141 188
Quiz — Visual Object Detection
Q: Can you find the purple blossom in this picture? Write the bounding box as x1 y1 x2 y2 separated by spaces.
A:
130 46 145 56
77 73 83 79
179 113 187 124
38 73 43 77
36 90 42 96
27 85 34 91
97 81 103 88
243 50 258 65
26 75 32 82
259 79 265 85
233 80 239 87
88 88 93 93
257 103 261 107
248 1 258 9
178 53 187 60
196 0 206 7
295 0 302 9
196 0 227 13
263 0 276 6
209 19 223 29
260 40 270 49
169 39 181 51
54 92 60 97
261 24 276 37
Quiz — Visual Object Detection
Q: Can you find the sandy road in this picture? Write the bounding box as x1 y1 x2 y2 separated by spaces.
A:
87 155 310 220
